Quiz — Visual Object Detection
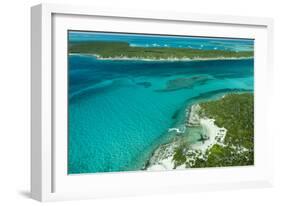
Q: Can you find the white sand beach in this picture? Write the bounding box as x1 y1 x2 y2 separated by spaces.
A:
71 53 253 62
191 118 227 152
146 103 227 170
146 156 175 171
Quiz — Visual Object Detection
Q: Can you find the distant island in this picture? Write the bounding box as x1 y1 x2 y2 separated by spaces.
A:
69 41 254 61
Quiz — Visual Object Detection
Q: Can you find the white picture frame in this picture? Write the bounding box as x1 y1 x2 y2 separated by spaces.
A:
31 3 274 202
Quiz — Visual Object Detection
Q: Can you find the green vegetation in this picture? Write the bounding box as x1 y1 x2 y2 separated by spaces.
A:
171 93 254 169
69 41 254 60
173 142 189 168
196 93 254 167
193 144 253 167
199 93 254 149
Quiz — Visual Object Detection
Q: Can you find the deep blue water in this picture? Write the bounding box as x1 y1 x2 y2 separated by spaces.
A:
69 31 253 51
68 56 254 174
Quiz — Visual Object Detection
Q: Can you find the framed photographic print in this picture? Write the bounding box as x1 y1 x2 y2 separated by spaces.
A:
31 3 274 201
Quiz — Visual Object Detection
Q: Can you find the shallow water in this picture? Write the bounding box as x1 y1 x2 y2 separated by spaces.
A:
68 55 254 174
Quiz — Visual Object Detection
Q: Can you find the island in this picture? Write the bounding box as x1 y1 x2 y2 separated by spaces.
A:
69 41 254 61
145 93 254 170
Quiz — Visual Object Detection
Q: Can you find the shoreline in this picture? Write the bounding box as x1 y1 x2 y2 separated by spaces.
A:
145 92 253 171
146 100 227 171
69 53 253 62
186 104 227 152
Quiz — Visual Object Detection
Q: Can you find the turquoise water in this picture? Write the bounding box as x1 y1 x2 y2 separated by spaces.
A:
68 55 254 174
